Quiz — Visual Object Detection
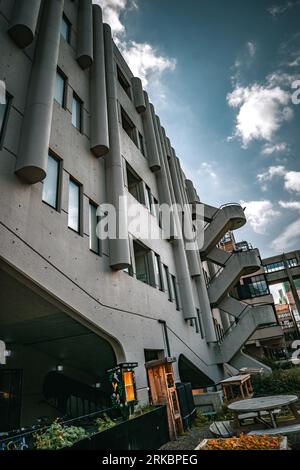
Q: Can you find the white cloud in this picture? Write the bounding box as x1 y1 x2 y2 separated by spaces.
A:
261 142 289 155
284 171 300 192
119 42 176 87
227 83 293 146
257 165 286 182
257 166 300 193
240 200 281 234
268 1 300 18
289 56 300 67
272 218 300 252
198 162 218 181
93 0 176 88
93 0 129 34
247 41 256 57
279 200 300 210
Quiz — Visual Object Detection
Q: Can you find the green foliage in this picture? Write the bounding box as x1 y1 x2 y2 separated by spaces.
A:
252 368 300 397
215 405 234 420
34 421 87 450
95 413 116 432
193 410 209 428
129 404 155 419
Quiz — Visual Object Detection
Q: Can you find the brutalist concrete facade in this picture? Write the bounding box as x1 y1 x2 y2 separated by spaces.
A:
0 0 276 414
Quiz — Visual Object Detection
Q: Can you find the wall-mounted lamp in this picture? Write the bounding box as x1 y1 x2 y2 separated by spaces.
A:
95 382 101 389
56 364 64 372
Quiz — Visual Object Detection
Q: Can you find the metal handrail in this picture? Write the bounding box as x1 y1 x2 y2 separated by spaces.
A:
218 301 274 343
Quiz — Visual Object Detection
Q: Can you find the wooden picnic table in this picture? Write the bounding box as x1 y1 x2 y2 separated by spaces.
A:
228 395 299 429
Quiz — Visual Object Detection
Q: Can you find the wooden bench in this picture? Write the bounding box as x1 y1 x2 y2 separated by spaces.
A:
209 420 235 438
238 409 281 425
248 423 300 436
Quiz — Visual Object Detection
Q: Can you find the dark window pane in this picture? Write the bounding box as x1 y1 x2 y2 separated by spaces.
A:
0 92 11 145
61 14 71 43
55 71 66 106
171 275 180 309
154 254 163 290
68 179 80 232
133 242 150 285
42 154 59 209
72 95 81 130
139 132 145 156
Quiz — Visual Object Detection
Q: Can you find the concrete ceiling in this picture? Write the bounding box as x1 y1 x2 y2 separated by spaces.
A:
0 267 116 379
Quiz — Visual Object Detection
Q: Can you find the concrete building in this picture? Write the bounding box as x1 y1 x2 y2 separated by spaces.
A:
263 251 300 341
275 302 299 346
0 0 275 431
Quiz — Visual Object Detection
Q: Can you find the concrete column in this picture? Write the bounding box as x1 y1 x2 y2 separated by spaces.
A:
174 155 217 341
77 0 93 70
142 92 161 172
15 0 64 184
186 179 198 204
283 254 300 336
156 121 196 321
90 6 109 157
149 105 175 239
131 77 146 113
7 0 41 49
103 23 131 270
169 151 200 277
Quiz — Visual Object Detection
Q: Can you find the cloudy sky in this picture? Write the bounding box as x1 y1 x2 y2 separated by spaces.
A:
94 0 300 258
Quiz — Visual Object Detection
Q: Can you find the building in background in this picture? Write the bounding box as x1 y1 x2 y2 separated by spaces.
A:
0 0 275 431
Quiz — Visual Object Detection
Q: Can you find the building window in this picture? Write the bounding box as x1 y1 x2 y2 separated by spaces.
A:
126 164 144 204
138 132 145 156
61 13 71 43
145 185 152 212
89 202 100 254
244 274 269 297
55 69 67 107
72 93 82 131
162 265 172 300
68 179 81 233
153 196 161 227
154 254 163 291
133 241 151 285
117 65 131 98
264 258 298 273
196 308 204 338
0 92 12 148
171 274 180 310
121 107 137 145
42 153 60 209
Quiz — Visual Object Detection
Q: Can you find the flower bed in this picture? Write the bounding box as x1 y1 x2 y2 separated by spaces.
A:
196 433 287 450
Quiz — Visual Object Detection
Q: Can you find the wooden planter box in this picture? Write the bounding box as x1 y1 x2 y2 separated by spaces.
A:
195 436 288 451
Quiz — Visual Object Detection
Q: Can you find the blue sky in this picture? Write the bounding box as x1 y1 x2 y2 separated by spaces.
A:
95 0 300 258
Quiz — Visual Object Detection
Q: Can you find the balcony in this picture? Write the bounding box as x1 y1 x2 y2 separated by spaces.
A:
198 203 246 257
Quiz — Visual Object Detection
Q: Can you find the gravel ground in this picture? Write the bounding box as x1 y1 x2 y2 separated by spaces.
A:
159 424 212 450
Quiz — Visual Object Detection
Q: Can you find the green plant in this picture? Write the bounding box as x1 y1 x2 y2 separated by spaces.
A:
95 413 116 432
34 421 87 450
129 404 155 419
252 368 300 397
215 405 234 420
193 410 209 428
